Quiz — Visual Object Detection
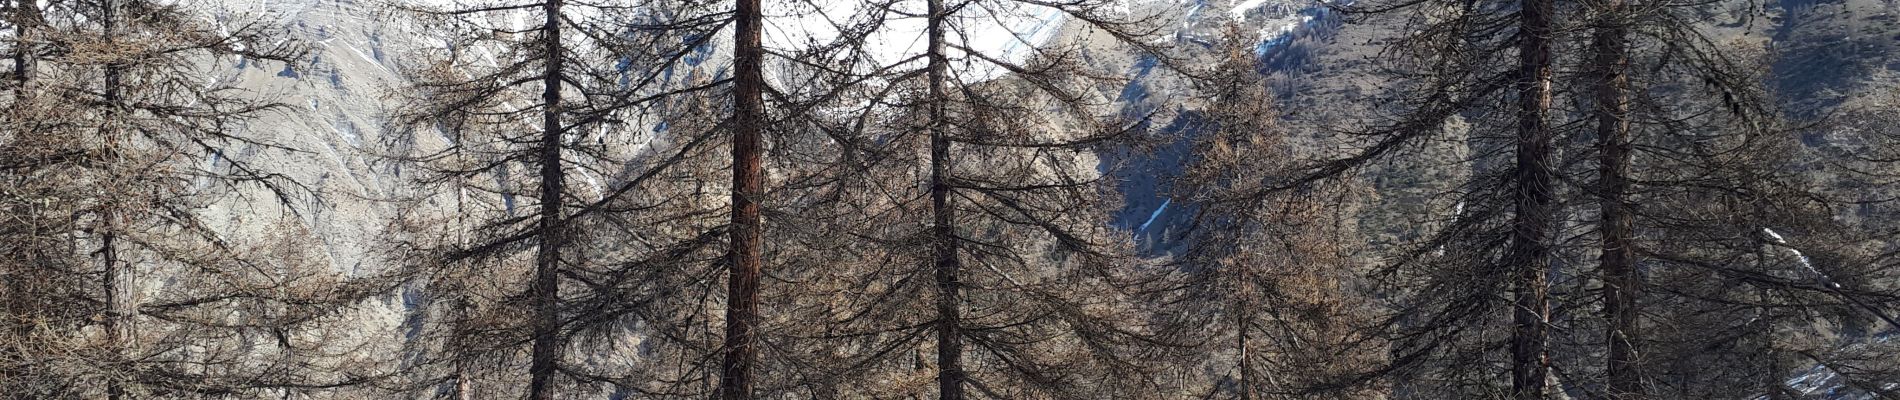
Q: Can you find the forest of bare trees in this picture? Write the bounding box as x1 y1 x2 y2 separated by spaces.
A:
3 0 1900 398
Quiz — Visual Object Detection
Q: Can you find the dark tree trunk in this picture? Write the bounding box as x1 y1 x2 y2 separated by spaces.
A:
527 0 565 397
1237 298 1252 400
102 229 124 400
1509 0 1556 396
0 0 33 360
925 0 963 398
101 1 128 397
720 0 765 397
1591 0 1640 397
11 0 33 90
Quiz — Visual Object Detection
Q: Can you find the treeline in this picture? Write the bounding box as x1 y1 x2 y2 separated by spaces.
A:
1 0 1898 399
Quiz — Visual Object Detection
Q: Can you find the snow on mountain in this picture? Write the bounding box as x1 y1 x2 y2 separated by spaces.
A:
1107 0 1333 254
762 0 1067 80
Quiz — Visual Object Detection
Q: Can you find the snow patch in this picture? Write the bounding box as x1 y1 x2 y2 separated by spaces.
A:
1137 198 1171 233
763 0 1068 82
1762 227 1841 289
1230 0 1270 18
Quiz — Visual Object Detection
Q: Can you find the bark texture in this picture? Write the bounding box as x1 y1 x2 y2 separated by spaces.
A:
721 0 766 397
1510 0 1557 396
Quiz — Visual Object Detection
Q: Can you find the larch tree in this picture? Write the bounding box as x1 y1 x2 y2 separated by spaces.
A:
1508 0 1557 395
1171 29 1384 400
1252 0 1562 394
1296 0 1900 396
0 0 399 397
1585 0 1636 395
387 0 759 397
1588 5 1900 397
762 0 1207 397
720 0 764 397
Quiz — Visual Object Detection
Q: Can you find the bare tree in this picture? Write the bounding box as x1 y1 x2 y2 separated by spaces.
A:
387 0 746 397
763 0 1204 397
721 0 765 397
0 0 408 397
1585 0 1637 396
1170 31 1384 400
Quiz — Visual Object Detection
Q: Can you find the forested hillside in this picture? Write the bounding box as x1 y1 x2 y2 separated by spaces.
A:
3 0 1900 398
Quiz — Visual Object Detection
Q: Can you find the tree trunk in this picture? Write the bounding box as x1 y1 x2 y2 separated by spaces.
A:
1590 0 1640 398
102 229 126 400
1237 299 1252 400
720 0 765 397
925 0 964 399
11 0 33 90
0 0 31 364
453 136 476 400
1509 0 1556 396
101 1 130 397
456 366 474 400
527 0 565 397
